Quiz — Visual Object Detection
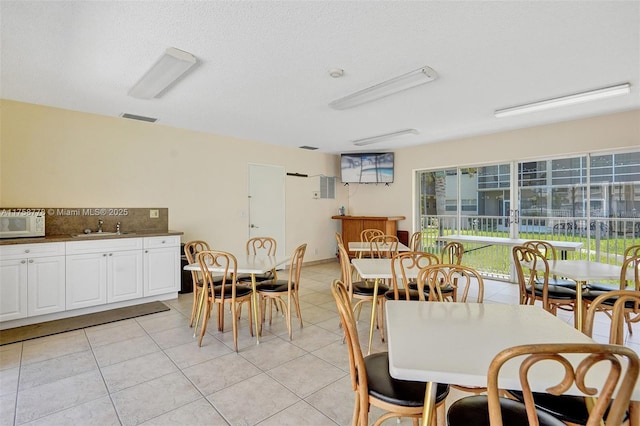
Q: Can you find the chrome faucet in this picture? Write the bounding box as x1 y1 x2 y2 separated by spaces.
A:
116 222 121 235
97 218 104 233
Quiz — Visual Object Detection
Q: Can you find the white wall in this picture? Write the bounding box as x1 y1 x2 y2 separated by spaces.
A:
0 100 347 260
347 109 640 233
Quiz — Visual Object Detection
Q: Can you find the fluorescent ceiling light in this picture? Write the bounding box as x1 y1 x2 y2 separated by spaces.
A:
128 47 197 99
494 83 631 118
352 129 419 146
329 66 437 110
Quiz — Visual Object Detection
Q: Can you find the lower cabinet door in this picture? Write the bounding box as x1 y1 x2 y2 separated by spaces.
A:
27 255 66 316
66 253 108 310
108 250 143 303
144 246 179 296
0 259 28 321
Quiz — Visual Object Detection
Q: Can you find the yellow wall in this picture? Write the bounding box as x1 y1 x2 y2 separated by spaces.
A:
0 100 346 259
348 109 640 232
3 100 639 254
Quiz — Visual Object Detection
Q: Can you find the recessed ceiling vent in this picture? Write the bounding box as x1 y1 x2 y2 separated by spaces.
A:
120 113 158 123
299 145 318 150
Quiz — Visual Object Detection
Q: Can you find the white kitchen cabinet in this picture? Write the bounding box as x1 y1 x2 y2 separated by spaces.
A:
66 238 143 309
0 258 27 321
65 252 108 309
143 236 180 296
0 243 66 321
108 250 143 303
27 255 66 316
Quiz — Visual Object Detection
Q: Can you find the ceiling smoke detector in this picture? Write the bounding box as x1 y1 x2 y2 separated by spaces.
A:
329 68 344 78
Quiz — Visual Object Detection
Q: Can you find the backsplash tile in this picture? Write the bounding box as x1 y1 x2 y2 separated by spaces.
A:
40 208 169 235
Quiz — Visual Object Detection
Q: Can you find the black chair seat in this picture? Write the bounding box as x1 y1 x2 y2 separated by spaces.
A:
583 290 640 308
532 283 577 300
365 352 449 407
587 282 618 291
352 280 389 296
407 282 455 294
213 284 252 298
506 390 628 425
535 277 576 288
384 289 422 301
256 279 292 293
447 395 564 426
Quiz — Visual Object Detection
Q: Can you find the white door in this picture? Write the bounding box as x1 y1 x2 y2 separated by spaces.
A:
248 164 286 258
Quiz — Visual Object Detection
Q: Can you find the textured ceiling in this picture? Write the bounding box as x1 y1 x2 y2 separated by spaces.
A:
1 1 639 154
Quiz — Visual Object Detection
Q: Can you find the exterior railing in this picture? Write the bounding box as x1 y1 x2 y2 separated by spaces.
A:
419 214 640 280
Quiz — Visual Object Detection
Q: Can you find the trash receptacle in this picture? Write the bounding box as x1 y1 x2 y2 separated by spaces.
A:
180 244 193 294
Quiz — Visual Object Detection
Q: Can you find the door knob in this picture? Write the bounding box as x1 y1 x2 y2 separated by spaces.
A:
250 224 259 228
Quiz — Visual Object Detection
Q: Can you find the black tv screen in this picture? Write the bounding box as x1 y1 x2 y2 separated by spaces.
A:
340 152 394 183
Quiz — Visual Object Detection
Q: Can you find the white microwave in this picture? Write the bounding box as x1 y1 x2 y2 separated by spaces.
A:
0 209 46 239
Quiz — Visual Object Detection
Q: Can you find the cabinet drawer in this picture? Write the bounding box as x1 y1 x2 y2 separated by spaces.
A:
66 238 143 255
143 236 180 249
0 242 65 260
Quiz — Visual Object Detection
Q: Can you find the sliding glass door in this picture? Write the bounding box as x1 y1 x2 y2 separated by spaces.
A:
415 150 639 279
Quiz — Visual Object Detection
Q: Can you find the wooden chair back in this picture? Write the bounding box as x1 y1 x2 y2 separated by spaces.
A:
184 240 211 283
621 253 640 290
584 290 640 344
624 244 640 260
369 234 399 259
417 264 484 303
284 243 307 293
246 236 277 256
440 241 464 264
334 232 344 247
197 250 237 298
337 243 358 298
360 228 384 242
331 279 369 425
513 245 549 307
390 251 439 300
409 231 422 252
485 343 639 426
523 240 558 260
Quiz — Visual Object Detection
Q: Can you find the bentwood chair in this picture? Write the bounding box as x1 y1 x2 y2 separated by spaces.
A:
331 280 450 426
417 264 484 303
447 343 639 426
196 250 253 351
256 243 306 340
417 263 485 396
385 251 440 301
513 245 578 326
409 231 422 252
359 229 384 258
504 290 640 426
583 254 640 335
588 245 640 291
337 243 388 342
184 240 211 327
360 228 384 243
523 240 575 287
440 241 464 265
369 234 400 259
243 236 277 282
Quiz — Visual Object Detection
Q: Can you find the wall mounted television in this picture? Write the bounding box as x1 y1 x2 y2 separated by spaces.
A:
340 152 394 184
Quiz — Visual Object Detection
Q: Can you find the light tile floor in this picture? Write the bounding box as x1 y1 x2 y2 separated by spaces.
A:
0 260 638 425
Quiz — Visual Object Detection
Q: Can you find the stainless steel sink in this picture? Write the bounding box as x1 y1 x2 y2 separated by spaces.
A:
72 232 135 238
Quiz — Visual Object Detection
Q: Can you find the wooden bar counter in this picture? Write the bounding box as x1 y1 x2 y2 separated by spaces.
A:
332 215 405 256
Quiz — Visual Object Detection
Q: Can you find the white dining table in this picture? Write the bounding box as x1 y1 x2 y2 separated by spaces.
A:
548 260 624 331
348 241 410 258
439 235 583 258
184 254 288 344
351 257 418 355
385 301 640 425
